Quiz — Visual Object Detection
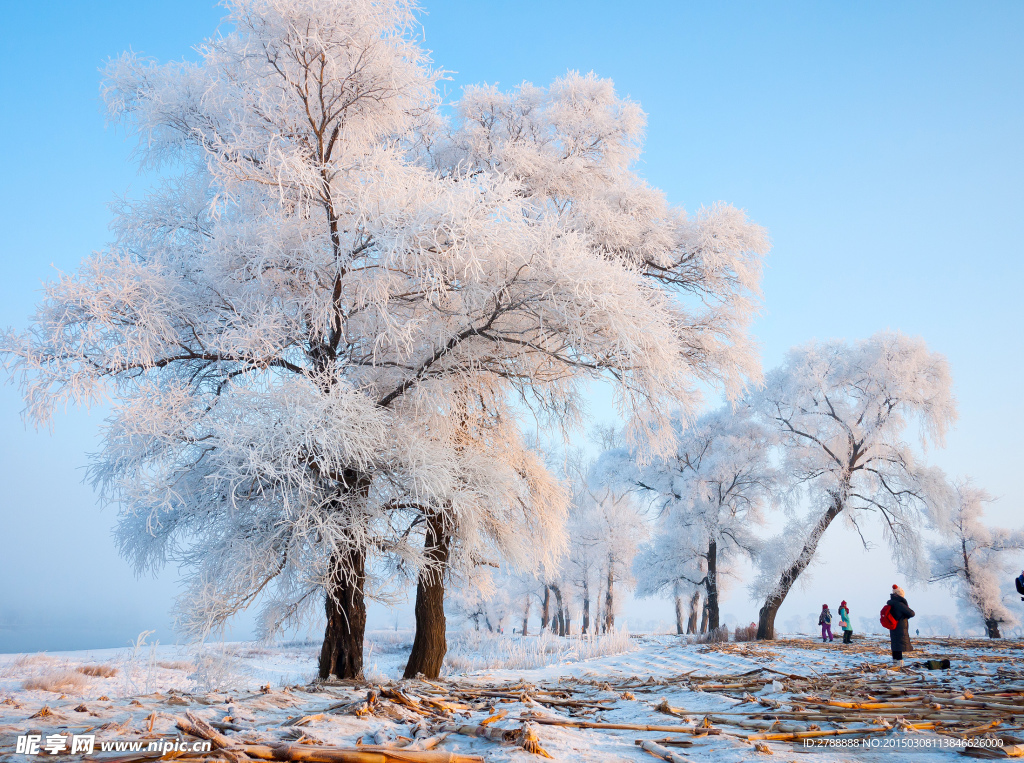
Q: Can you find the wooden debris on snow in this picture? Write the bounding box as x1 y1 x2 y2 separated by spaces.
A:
5 636 1024 761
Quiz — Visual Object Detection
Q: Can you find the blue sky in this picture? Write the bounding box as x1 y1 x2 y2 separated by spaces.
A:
1 1 1022 651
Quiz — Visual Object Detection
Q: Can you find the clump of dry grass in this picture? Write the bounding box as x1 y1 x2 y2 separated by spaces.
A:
733 623 758 642
22 670 91 694
695 626 731 644
237 648 272 659
7 654 58 672
223 644 272 659
444 629 635 674
77 664 118 678
157 661 195 671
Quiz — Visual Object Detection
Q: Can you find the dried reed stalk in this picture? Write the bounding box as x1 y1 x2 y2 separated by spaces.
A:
635 739 690 763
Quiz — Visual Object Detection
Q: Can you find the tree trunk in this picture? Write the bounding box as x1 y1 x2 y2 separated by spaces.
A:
757 495 845 640
318 544 367 680
673 583 685 635
604 560 615 633
550 585 566 636
686 590 700 635
317 473 372 681
699 602 709 634
521 597 530 636
582 576 591 635
541 586 550 630
403 509 452 679
548 585 565 634
985 618 1003 639
705 539 720 631
963 546 1001 638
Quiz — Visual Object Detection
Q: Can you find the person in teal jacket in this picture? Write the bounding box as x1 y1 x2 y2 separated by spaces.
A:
838 600 853 644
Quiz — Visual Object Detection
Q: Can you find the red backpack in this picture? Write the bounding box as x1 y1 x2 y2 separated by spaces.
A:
880 604 898 630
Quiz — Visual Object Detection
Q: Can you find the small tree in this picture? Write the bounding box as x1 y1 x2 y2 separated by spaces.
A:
751 332 956 639
630 408 775 631
563 503 600 635
930 480 1024 638
560 448 648 634
635 542 704 635
448 564 527 634
587 486 647 633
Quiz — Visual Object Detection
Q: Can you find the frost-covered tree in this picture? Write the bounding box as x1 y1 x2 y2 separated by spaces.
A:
559 495 598 635
635 542 703 634
751 332 956 639
404 71 767 670
449 554 572 637
447 563 530 634
930 480 1024 638
551 444 649 635
632 516 704 635
397 390 567 677
1 0 768 679
631 408 775 632
570 484 647 633
540 579 573 636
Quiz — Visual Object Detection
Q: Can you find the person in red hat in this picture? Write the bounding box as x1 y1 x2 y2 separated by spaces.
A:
838 601 852 643
885 584 915 667
818 604 834 642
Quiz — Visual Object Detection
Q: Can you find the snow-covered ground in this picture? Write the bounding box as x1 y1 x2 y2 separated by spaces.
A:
1 632 1021 760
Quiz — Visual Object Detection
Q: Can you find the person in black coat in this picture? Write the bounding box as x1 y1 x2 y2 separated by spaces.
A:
1015 570 1024 600
888 584 915 665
